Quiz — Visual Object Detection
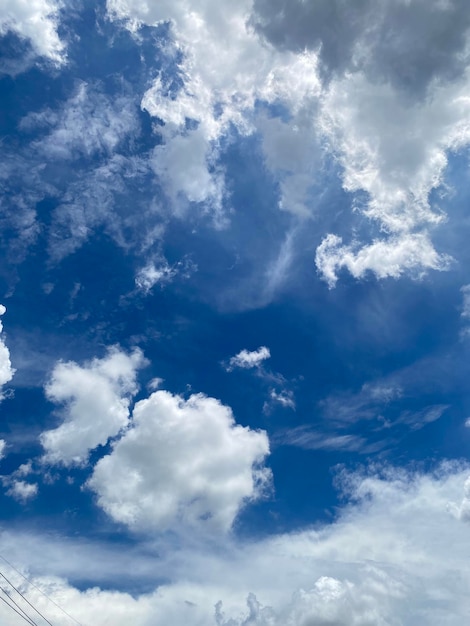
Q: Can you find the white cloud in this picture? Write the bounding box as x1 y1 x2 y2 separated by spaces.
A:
48 154 152 260
26 83 140 161
87 389 271 534
40 347 147 466
263 389 295 414
5 479 38 504
4 462 470 624
109 0 470 285
135 260 177 292
316 232 452 288
226 346 271 371
2 460 38 503
460 285 470 337
0 0 65 64
306 4 470 285
108 0 323 220
0 305 15 399
279 427 367 453
462 285 470 315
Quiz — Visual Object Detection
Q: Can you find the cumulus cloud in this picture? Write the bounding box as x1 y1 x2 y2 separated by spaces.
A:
109 0 322 220
226 346 271 371
252 0 470 93
315 233 452 288
5 479 38 504
87 389 271 534
4 462 470 624
40 347 147 466
0 305 15 399
2 461 38 503
108 0 470 285
0 0 65 64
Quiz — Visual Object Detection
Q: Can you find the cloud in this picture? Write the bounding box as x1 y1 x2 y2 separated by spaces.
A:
2 461 38 503
0 305 15 399
109 0 323 220
40 347 147 466
459 285 470 338
106 0 470 287
264 388 295 412
4 462 470 624
225 347 295 411
278 427 368 453
135 260 177 292
307 6 470 286
226 346 271 371
316 233 452 288
87 389 271 534
5 479 38 504
48 154 154 260
26 82 140 161
6 82 150 263
0 0 65 64
461 284 470 318
135 256 196 293
395 404 449 431
252 0 470 93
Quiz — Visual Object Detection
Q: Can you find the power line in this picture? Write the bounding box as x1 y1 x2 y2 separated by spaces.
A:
0 584 39 626
0 554 84 626
0 570 54 626
0 587 38 626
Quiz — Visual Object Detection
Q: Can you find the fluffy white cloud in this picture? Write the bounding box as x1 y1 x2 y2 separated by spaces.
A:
109 0 470 285
87 389 271 533
315 232 452 288
4 463 470 624
109 0 322 220
40 347 146 466
5 479 38 503
0 0 65 63
259 0 470 284
2 460 38 503
226 346 271 371
0 305 15 399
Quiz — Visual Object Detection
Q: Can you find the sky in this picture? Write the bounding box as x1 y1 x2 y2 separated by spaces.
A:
1 0 470 623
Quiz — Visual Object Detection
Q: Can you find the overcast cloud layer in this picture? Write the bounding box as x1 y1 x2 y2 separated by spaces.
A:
1 0 470 624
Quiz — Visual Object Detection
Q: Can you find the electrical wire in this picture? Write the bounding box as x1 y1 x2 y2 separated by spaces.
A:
0 584 39 626
0 587 38 626
0 570 54 626
0 554 84 626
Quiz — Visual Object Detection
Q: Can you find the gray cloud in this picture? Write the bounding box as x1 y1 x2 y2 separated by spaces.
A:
251 0 470 95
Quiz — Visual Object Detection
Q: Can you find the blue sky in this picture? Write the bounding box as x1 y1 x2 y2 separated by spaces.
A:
1 0 470 623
